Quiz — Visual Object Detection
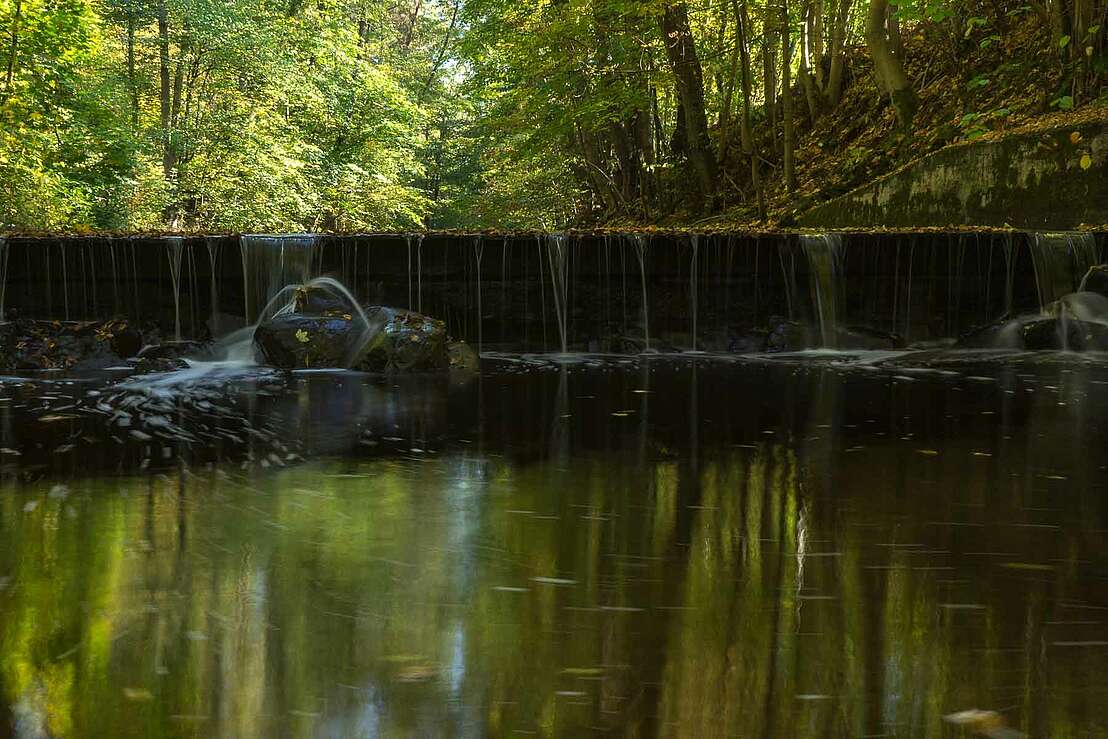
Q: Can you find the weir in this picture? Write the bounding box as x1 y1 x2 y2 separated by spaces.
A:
0 231 1104 352
1029 232 1100 309
240 234 319 324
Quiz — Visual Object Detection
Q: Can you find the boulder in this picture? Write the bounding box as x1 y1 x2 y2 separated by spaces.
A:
764 316 809 352
253 304 456 372
1079 264 1108 299
956 319 1016 348
448 341 480 371
294 284 353 315
0 319 143 371
355 307 449 372
1022 317 1108 350
137 340 212 362
254 315 354 369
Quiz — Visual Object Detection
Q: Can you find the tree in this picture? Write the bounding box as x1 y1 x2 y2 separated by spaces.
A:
866 0 918 128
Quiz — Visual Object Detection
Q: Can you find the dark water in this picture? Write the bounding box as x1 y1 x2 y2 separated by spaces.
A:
2 352 1108 737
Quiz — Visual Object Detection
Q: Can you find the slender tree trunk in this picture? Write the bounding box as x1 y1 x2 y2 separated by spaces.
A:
157 0 174 179
660 2 719 211
127 1 138 126
3 0 22 101
799 0 822 119
826 0 851 105
866 0 917 129
809 0 824 89
718 5 743 161
763 21 778 152
781 0 797 192
736 0 766 219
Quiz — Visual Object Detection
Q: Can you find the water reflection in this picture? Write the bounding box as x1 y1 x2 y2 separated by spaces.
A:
2 356 1108 736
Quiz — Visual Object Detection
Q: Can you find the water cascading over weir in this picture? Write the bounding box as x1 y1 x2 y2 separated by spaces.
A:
0 230 1104 353
1028 232 1100 309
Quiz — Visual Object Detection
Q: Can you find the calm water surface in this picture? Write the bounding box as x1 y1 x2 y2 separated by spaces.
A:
2 353 1108 737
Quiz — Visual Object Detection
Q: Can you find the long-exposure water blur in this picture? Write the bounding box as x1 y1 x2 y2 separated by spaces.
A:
2 351 1107 737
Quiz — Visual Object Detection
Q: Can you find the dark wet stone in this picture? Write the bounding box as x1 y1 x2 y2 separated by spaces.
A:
729 332 768 353
1079 264 1108 299
355 307 449 372
0 319 144 371
254 315 354 369
956 319 1015 349
131 356 190 373
294 285 352 315
837 326 903 350
764 317 809 352
1022 317 1108 350
138 340 212 362
255 305 454 372
448 341 480 371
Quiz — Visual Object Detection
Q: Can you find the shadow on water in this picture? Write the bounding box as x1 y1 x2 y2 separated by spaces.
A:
1 354 1108 736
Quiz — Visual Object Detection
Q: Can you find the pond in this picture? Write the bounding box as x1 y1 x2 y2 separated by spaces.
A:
2 352 1107 737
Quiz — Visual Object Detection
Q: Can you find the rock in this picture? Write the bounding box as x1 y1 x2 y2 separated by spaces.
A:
294 285 352 315
1022 317 1108 350
837 326 903 350
99 319 143 358
138 340 212 362
1044 291 1108 322
253 305 453 372
764 316 809 352
956 319 1015 348
729 332 768 353
132 356 189 373
254 314 354 369
1080 264 1108 299
448 341 480 371
355 307 449 372
0 318 144 371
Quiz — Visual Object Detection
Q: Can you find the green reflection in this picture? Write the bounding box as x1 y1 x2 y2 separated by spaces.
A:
0 438 1105 737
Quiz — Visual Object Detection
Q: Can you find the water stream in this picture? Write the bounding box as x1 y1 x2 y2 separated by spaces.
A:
1029 232 1100 309
240 234 319 323
800 234 844 347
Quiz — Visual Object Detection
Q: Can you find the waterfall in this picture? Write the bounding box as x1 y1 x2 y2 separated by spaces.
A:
689 235 698 351
416 234 424 313
632 235 650 352
1029 232 1100 310
0 236 7 320
800 234 844 347
166 237 184 340
545 233 569 353
474 236 484 354
240 234 318 323
205 237 221 335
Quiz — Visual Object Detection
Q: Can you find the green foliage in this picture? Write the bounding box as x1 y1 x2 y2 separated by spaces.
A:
0 0 455 231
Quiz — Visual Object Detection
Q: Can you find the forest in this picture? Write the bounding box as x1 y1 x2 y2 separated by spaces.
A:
0 0 1105 232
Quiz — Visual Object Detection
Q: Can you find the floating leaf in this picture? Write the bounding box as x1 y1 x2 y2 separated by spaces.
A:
1081 154 1093 170
1070 131 1083 144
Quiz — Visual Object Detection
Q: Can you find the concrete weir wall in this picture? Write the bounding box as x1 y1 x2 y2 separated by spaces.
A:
799 118 1108 230
2 231 1107 352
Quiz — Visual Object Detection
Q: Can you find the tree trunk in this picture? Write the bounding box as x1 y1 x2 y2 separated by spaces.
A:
799 0 822 120
157 0 174 179
826 0 851 105
762 21 778 153
3 0 22 101
127 0 138 126
718 4 742 161
781 0 797 192
809 0 824 89
736 0 765 219
660 2 719 211
865 0 917 129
